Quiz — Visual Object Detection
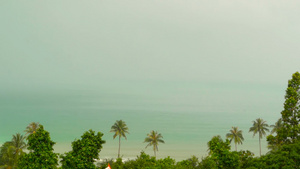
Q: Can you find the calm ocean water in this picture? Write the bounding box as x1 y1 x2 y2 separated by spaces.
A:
0 82 284 160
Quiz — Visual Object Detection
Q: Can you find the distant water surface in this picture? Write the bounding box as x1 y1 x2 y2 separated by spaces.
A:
0 82 284 160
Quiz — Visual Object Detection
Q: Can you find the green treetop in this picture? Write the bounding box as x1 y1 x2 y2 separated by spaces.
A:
18 125 58 169
207 135 239 169
278 72 300 143
60 130 105 169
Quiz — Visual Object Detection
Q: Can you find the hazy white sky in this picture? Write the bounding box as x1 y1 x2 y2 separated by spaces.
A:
1 0 300 91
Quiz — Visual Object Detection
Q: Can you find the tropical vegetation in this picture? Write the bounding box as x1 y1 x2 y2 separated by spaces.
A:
0 134 26 169
60 130 105 169
18 125 59 169
270 118 283 134
274 71 300 144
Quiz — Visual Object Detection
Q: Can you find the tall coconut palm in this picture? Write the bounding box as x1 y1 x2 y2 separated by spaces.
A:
144 130 165 157
11 133 26 157
249 118 269 156
24 122 40 136
226 126 244 151
0 133 26 169
270 118 283 134
110 120 129 158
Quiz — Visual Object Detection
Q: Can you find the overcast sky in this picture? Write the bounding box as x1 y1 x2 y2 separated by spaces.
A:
1 0 300 92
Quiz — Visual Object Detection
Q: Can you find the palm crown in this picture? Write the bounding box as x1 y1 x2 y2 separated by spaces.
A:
270 118 283 134
24 122 40 136
11 133 26 154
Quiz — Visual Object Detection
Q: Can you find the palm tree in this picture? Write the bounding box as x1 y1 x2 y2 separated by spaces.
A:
0 134 26 169
270 118 283 134
226 126 244 151
9 133 26 168
110 120 129 158
0 142 16 168
144 130 165 157
24 122 40 136
249 118 269 156
11 133 26 156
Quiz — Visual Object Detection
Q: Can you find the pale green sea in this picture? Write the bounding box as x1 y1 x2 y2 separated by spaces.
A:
0 82 284 160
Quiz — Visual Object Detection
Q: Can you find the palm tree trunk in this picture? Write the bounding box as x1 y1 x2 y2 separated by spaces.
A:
154 149 156 157
118 135 121 158
235 143 237 151
259 137 261 156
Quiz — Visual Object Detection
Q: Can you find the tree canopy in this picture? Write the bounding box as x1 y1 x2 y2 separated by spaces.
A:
278 72 300 144
18 125 58 169
60 130 106 169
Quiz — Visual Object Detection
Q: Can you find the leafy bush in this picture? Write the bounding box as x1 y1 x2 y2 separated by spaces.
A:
18 125 58 169
60 130 105 169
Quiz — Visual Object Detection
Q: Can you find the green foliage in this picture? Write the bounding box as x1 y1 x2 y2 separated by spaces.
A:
266 134 283 151
18 125 58 169
110 120 129 158
176 160 194 169
0 142 16 168
270 118 283 135
127 151 157 168
207 135 230 154
94 140 300 169
0 133 26 169
156 156 176 168
97 152 201 169
207 135 240 169
176 156 199 169
237 150 255 169
267 119 284 151
245 157 266 169
198 156 217 169
242 140 300 169
186 156 199 168
98 152 157 169
277 72 300 144
60 129 105 169
261 140 300 169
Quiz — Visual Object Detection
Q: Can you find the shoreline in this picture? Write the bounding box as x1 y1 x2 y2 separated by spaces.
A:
52 139 268 161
